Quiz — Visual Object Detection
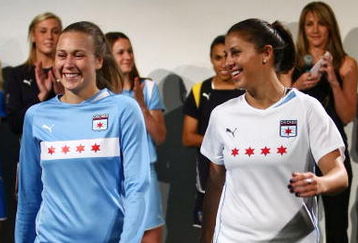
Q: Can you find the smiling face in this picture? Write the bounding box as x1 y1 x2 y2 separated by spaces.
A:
210 43 231 81
55 31 103 96
111 38 134 75
32 18 61 56
304 11 329 49
225 33 265 89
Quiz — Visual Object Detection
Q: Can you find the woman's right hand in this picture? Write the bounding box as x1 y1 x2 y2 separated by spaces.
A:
293 72 320 90
35 61 54 101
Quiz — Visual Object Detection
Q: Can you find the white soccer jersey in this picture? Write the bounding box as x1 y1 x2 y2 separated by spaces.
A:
201 89 345 243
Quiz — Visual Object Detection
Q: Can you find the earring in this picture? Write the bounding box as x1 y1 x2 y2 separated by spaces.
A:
56 79 61 83
262 59 267 64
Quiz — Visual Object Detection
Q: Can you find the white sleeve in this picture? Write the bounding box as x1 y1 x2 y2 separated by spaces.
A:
200 109 225 165
307 98 345 164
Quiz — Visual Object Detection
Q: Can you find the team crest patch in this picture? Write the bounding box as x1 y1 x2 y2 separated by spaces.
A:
92 114 108 131
280 120 297 137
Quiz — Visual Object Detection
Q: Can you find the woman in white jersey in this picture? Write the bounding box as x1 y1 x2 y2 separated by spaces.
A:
200 18 348 243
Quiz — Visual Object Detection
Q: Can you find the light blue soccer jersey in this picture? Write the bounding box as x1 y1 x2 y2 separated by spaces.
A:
15 89 150 243
122 79 165 163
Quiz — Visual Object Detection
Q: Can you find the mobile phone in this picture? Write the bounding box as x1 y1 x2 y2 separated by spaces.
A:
309 51 332 77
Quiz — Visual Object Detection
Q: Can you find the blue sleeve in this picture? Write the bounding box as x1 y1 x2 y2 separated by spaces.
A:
15 107 43 243
119 99 150 243
145 81 165 111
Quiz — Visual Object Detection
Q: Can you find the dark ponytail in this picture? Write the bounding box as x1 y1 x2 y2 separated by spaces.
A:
271 21 295 73
227 18 295 73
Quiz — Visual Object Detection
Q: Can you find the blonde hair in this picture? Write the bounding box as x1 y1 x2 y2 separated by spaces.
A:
25 12 62 65
296 1 346 70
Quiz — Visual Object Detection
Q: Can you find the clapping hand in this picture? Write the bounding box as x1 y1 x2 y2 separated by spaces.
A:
133 77 146 108
35 61 54 101
35 62 65 100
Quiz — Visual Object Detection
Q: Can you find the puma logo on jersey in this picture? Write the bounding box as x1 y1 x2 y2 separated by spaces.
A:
202 93 210 100
23 79 32 86
42 124 54 133
226 128 237 137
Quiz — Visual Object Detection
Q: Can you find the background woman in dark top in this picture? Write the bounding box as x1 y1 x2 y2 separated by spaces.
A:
0 61 7 242
281 2 357 242
6 12 62 135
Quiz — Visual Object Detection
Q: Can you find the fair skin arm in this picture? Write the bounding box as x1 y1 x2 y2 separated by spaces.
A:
200 162 226 243
321 56 357 124
280 56 357 124
182 115 203 147
133 78 166 145
289 149 348 197
35 61 54 101
35 61 65 101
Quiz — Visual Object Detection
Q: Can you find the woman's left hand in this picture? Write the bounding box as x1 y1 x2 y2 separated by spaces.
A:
320 54 340 88
288 172 321 197
133 77 146 108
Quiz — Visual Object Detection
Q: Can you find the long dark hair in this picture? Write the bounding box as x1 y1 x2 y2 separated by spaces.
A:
105 32 142 89
296 1 346 70
62 21 123 93
227 18 295 73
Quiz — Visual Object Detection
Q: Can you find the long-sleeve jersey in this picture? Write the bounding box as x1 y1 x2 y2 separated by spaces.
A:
15 89 150 243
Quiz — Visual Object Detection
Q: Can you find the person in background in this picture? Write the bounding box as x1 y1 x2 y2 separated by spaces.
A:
281 2 357 242
0 62 6 121
200 18 348 243
0 62 7 242
6 12 63 135
4 13 63 242
182 35 244 228
15 21 149 243
106 32 166 243
0 166 5 242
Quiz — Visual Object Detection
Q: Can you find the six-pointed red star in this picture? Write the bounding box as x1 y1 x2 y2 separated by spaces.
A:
245 147 254 157
91 143 101 152
48 146 55 155
97 122 103 128
261 146 270 156
277 145 287 155
285 128 292 135
76 144 85 153
61 145 70 154
231 148 239 157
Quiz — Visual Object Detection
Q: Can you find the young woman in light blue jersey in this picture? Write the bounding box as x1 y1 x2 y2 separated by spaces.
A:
15 21 151 243
106 32 166 243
